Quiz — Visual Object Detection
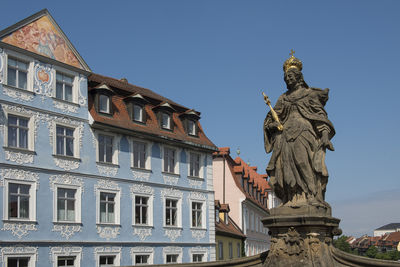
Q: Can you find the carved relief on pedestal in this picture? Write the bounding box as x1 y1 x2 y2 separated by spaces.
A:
270 227 305 258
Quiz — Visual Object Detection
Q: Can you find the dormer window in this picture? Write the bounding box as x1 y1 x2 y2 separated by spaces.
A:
180 109 200 137
99 94 111 114
161 112 171 130
187 120 196 136
133 104 144 122
91 84 115 115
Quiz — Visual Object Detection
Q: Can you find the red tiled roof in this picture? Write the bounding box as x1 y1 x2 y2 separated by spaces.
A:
215 216 246 239
88 73 217 150
214 147 270 213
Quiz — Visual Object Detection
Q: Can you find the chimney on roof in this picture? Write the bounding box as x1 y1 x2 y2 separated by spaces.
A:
120 78 128 83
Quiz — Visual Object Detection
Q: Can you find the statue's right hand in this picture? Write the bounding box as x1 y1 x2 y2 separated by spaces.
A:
267 121 280 132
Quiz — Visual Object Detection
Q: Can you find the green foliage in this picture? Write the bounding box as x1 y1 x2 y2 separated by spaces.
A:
333 235 352 253
375 250 400 261
365 245 378 258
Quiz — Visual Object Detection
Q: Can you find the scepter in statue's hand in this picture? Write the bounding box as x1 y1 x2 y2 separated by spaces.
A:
262 92 283 131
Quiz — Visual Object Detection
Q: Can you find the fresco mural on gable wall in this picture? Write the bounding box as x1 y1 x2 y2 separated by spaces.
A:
1 15 82 69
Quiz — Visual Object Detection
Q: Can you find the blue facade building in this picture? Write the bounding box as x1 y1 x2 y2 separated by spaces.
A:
0 10 217 266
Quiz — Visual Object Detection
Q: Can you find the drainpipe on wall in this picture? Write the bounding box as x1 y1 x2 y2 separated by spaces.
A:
223 154 226 204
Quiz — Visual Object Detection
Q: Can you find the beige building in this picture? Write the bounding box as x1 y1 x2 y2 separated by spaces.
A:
213 147 273 256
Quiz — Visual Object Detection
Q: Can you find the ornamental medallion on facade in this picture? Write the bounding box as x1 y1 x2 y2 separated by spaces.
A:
96 225 120 240
164 228 182 242
33 61 53 100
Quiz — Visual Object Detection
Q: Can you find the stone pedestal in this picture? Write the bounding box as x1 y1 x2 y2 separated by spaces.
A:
262 211 342 267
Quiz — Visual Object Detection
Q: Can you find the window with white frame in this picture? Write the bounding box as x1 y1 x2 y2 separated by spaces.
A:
134 254 150 265
96 188 120 225
163 147 176 173
131 247 154 266
98 134 113 163
134 196 148 225
4 178 37 222
56 72 73 102
161 112 171 130
52 182 82 224
57 188 76 222
99 94 111 114
8 183 30 220
99 255 115 267
163 247 182 264
56 125 74 157
166 254 178 264
132 141 146 169
132 104 144 123
95 247 121 267
7 115 29 149
100 192 116 224
189 152 201 177
191 202 204 228
57 256 75 267
2 246 37 267
192 254 203 262
7 57 28 90
50 247 82 267
165 198 178 227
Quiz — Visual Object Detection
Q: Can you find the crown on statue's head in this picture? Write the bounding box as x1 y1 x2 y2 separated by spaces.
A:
283 49 303 73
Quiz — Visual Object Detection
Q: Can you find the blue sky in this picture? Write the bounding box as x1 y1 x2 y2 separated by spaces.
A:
1 0 399 237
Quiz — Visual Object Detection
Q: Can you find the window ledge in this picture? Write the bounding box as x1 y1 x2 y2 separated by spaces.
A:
96 223 121 227
52 154 81 162
3 219 37 224
96 161 120 168
162 172 180 177
160 127 173 132
187 175 203 180
3 146 36 155
132 119 146 125
132 225 154 229
190 227 207 231
52 97 80 107
131 167 152 173
163 226 183 230
3 84 35 95
53 221 82 226
98 111 113 117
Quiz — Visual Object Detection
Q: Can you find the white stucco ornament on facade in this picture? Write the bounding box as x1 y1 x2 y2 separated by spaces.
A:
1 246 38 263
163 173 179 185
96 225 120 240
191 229 207 241
164 228 182 242
1 223 38 239
3 86 34 102
0 48 3 83
52 224 82 240
131 169 151 181
34 61 53 100
49 174 84 192
133 227 152 241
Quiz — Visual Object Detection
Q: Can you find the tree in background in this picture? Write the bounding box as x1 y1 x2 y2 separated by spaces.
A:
333 235 351 253
365 245 378 258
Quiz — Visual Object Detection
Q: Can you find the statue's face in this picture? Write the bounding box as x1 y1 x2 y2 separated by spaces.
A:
284 70 298 88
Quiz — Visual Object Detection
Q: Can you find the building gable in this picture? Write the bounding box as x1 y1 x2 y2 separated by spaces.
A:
0 9 90 71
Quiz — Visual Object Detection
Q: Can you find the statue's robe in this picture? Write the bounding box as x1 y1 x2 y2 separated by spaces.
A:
264 87 335 203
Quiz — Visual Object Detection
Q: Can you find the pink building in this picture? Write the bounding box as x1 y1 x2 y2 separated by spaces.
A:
213 147 275 256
